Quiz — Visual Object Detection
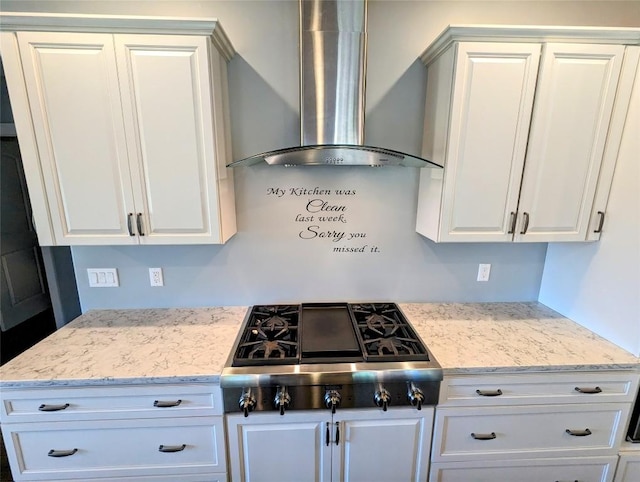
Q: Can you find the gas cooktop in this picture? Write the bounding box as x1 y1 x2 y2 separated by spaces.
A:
230 302 430 366
221 303 442 414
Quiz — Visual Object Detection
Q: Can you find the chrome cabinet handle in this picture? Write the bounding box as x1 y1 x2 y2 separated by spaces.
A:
520 212 530 235
48 448 77 457
153 399 182 408
575 386 602 394
127 213 135 236
566 428 591 437
476 389 502 397
136 213 145 236
507 212 517 234
471 432 496 440
39 403 70 412
158 444 186 453
593 211 605 233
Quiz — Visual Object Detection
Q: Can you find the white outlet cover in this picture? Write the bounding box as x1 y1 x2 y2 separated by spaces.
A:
149 267 164 287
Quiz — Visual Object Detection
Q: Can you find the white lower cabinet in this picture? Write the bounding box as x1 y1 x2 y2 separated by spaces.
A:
615 445 640 482
429 371 639 482
226 407 433 482
0 383 227 481
430 456 618 482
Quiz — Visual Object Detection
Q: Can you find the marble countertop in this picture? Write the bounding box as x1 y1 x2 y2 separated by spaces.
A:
400 303 639 374
0 307 247 388
1 302 637 388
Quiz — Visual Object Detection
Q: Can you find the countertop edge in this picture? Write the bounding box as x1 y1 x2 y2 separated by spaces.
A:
0 374 221 390
442 363 640 376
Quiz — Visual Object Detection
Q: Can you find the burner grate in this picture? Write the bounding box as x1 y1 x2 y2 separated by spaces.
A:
232 305 300 366
351 303 430 362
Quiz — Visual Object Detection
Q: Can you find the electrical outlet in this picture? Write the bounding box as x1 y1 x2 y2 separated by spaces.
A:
87 268 119 287
149 268 164 287
477 264 491 282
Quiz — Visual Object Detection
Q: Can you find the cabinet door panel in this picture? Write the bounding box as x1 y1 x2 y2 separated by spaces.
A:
226 411 330 482
17 32 137 245
336 407 433 482
440 42 540 241
115 35 222 244
516 43 624 241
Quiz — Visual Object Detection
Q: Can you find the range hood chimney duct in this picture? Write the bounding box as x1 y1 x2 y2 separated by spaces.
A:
228 0 441 168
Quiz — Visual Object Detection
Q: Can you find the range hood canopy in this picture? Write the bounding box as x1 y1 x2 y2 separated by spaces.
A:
228 0 441 168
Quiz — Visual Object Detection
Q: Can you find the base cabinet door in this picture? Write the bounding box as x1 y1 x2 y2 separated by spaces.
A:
226 407 432 482
615 451 640 482
225 411 331 482
334 407 433 482
430 456 618 482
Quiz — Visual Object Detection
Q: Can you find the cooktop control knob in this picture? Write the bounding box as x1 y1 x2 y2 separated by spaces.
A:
407 382 424 411
374 388 391 412
274 387 291 415
239 390 256 417
324 389 341 414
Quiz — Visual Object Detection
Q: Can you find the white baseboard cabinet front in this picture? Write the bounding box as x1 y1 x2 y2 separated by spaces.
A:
429 456 618 482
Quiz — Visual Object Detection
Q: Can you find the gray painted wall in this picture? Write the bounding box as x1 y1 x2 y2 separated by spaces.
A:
2 1 638 314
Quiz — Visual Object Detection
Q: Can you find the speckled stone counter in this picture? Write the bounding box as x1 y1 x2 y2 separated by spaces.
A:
1 302 638 388
0 307 247 388
401 302 640 374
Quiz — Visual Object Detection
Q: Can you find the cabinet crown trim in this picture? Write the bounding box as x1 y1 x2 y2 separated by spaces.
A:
0 12 236 60
421 24 640 65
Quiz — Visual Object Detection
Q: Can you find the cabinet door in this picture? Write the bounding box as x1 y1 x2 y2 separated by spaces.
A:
226 411 331 482
115 35 224 244
439 42 540 242
334 407 433 482
516 43 625 242
16 32 138 245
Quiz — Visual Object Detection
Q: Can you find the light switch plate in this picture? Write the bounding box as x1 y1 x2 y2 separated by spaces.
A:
87 268 119 287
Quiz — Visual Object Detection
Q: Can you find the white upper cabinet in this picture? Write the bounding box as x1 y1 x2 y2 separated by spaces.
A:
417 26 640 243
0 14 237 245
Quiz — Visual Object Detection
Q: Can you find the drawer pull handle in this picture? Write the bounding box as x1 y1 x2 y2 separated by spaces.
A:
574 386 602 394
566 428 591 437
158 444 186 453
554 480 579 482
470 432 496 440
476 389 503 397
48 448 77 457
38 403 70 412
153 399 182 408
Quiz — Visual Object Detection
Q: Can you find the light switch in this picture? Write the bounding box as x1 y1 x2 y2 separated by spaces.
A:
87 268 119 287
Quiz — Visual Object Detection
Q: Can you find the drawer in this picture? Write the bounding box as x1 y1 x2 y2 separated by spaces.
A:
1 416 226 481
1 384 222 421
432 403 630 462
429 456 617 482
440 372 639 406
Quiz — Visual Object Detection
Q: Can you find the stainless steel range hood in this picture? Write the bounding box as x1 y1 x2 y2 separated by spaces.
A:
227 0 441 168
